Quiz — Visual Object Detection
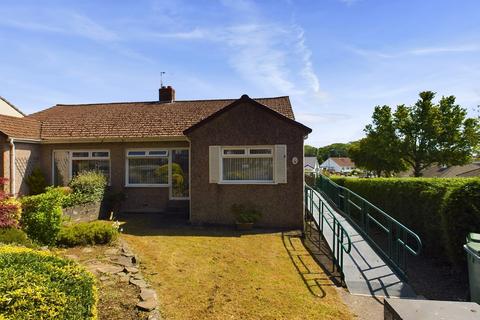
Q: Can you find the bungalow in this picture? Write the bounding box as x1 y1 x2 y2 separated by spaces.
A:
319 157 355 174
304 157 320 176
0 96 25 118
0 87 311 228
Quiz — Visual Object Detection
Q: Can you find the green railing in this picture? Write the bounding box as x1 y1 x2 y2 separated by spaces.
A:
316 175 422 279
304 184 352 280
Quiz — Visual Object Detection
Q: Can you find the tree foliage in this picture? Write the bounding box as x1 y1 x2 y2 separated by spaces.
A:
316 143 351 162
353 91 480 176
304 145 318 157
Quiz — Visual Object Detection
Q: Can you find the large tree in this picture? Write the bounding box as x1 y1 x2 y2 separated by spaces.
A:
317 143 351 162
354 91 479 177
304 145 318 157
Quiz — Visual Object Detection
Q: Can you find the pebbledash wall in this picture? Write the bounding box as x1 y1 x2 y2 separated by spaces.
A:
186 101 307 229
38 141 189 212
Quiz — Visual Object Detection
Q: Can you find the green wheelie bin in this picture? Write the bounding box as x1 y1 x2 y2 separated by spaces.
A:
465 233 480 304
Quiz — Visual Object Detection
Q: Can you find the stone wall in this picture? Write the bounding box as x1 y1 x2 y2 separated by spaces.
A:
63 202 102 222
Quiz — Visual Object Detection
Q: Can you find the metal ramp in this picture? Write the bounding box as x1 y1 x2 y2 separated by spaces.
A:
305 180 422 298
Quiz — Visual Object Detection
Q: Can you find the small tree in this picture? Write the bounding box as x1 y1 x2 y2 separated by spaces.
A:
25 167 47 195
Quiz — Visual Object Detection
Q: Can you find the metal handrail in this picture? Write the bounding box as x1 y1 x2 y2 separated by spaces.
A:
316 175 422 279
304 184 352 279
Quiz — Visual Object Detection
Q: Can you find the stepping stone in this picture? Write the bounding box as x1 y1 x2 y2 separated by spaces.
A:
65 254 79 261
113 256 134 267
82 247 94 253
137 299 157 311
140 288 157 301
100 276 110 281
119 274 130 283
104 248 119 255
130 278 149 288
132 274 143 280
97 264 124 274
125 266 139 274
122 252 135 257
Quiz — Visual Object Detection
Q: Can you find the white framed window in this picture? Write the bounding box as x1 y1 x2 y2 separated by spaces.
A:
126 149 169 187
220 146 275 183
53 150 111 186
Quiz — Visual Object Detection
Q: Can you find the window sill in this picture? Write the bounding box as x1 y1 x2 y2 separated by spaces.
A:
218 181 276 185
125 184 169 188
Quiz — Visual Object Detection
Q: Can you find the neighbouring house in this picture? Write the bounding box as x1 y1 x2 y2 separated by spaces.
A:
397 162 480 178
304 157 320 176
320 157 355 173
0 96 25 118
0 87 311 228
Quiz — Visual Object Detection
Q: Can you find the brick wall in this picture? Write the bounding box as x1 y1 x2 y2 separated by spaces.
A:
186 101 308 229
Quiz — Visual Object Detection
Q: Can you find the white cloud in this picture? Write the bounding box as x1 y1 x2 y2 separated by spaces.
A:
348 44 480 59
0 11 119 42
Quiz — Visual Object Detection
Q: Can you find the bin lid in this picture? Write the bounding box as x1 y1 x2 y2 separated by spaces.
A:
467 233 480 253
468 233 480 243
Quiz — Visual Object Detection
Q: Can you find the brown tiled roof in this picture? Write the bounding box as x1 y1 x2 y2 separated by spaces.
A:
0 114 41 140
330 157 355 167
28 96 294 141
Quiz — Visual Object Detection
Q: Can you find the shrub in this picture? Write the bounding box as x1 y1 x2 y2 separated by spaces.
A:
64 171 107 207
0 228 33 246
56 221 119 247
231 203 262 223
322 176 480 265
25 167 47 195
0 245 97 319
20 187 65 245
0 178 21 228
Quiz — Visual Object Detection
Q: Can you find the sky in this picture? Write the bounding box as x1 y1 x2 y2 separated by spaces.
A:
1 0 479 146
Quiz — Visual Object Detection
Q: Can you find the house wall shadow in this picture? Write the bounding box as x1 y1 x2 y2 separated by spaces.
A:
116 212 299 238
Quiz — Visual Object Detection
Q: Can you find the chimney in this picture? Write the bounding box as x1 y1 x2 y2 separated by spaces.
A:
159 86 175 102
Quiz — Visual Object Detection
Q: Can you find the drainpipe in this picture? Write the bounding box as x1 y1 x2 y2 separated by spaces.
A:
8 138 15 196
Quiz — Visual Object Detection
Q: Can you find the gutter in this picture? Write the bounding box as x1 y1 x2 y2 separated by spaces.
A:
8 138 15 196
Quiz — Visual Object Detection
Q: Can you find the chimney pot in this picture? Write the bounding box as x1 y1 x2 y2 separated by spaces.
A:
159 86 175 102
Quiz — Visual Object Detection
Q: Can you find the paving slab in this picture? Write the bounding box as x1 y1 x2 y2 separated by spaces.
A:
311 190 416 298
384 298 480 320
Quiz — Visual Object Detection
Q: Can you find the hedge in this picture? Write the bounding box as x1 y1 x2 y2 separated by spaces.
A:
0 245 97 319
324 176 480 265
57 221 119 247
20 188 65 245
0 228 33 247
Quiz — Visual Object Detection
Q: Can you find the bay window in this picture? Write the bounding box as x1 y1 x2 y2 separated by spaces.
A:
126 150 169 186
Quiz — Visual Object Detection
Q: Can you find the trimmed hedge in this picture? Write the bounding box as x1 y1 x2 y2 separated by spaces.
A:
20 187 66 245
56 221 119 247
326 176 480 265
0 228 33 247
0 245 97 319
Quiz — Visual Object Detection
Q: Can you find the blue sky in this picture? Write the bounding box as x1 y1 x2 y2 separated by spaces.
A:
1 0 479 146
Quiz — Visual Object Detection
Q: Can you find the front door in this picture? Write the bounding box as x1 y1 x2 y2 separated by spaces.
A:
170 149 189 199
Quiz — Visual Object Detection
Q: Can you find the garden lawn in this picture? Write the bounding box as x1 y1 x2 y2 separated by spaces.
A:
120 214 352 320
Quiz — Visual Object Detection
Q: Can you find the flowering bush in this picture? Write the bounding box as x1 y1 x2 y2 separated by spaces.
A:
0 178 21 228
